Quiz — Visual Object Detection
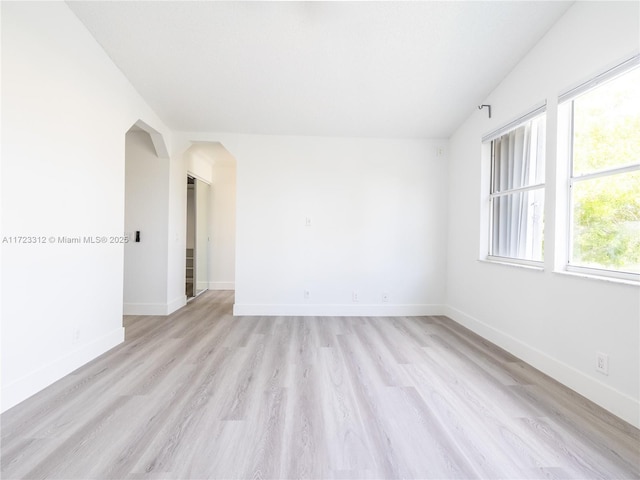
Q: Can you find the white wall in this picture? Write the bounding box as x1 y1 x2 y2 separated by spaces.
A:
446 1 640 427
186 153 213 184
195 180 210 293
123 131 170 314
209 163 236 290
186 134 448 316
1 2 171 412
166 151 189 311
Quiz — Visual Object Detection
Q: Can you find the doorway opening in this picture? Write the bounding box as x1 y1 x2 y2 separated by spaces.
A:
186 175 210 300
182 141 236 304
123 121 169 316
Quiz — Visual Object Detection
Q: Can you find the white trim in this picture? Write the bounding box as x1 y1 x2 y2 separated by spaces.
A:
482 102 546 143
233 303 445 317
555 269 640 287
571 163 640 182
186 171 211 186
123 296 186 316
209 281 235 290
444 305 640 429
1 327 125 413
558 54 640 104
123 302 170 316
565 265 639 284
482 256 545 271
490 182 545 198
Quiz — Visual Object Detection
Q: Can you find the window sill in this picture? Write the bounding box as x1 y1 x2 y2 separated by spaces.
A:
554 269 640 287
479 257 544 272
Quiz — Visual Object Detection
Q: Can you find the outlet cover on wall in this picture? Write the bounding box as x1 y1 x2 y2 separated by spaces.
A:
596 352 609 375
352 291 359 302
382 293 389 303
304 290 310 300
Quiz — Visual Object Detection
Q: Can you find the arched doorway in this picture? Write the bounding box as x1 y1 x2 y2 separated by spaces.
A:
123 121 170 315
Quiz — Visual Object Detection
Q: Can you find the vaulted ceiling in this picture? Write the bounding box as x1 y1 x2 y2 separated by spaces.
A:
68 1 573 139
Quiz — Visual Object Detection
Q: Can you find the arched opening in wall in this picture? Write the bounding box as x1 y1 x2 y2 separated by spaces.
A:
123 121 170 316
182 142 237 299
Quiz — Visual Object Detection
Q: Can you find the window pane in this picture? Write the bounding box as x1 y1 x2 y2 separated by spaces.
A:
491 188 545 261
571 170 640 273
491 116 545 193
573 67 640 176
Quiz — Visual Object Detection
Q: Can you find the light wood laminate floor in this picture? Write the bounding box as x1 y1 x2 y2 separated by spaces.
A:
2 290 639 479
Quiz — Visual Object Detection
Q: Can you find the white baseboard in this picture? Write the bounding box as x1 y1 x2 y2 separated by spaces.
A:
123 302 169 316
1 327 124 414
166 295 187 315
209 281 235 290
233 303 445 317
444 305 640 429
124 296 186 316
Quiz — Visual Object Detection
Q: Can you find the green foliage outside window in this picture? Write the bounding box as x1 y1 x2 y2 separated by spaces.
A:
571 67 640 273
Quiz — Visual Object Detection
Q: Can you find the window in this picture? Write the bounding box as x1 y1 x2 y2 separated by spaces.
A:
562 61 640 280
486 111 546 264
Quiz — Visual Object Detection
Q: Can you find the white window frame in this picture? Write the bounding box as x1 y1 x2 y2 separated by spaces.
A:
560 55 640 283
483 105 547 267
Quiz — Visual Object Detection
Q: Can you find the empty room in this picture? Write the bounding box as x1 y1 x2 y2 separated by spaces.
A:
1 1 639 479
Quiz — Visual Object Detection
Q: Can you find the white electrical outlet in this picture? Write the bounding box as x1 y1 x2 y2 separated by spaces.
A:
596 352 609 375
382 293 389 303
304 290 310 300
352 291 359 302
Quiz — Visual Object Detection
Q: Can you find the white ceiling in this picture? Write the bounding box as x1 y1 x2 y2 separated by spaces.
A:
68 1 573 139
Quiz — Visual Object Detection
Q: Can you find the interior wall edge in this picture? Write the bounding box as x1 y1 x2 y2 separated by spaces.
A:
167 296 187 316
